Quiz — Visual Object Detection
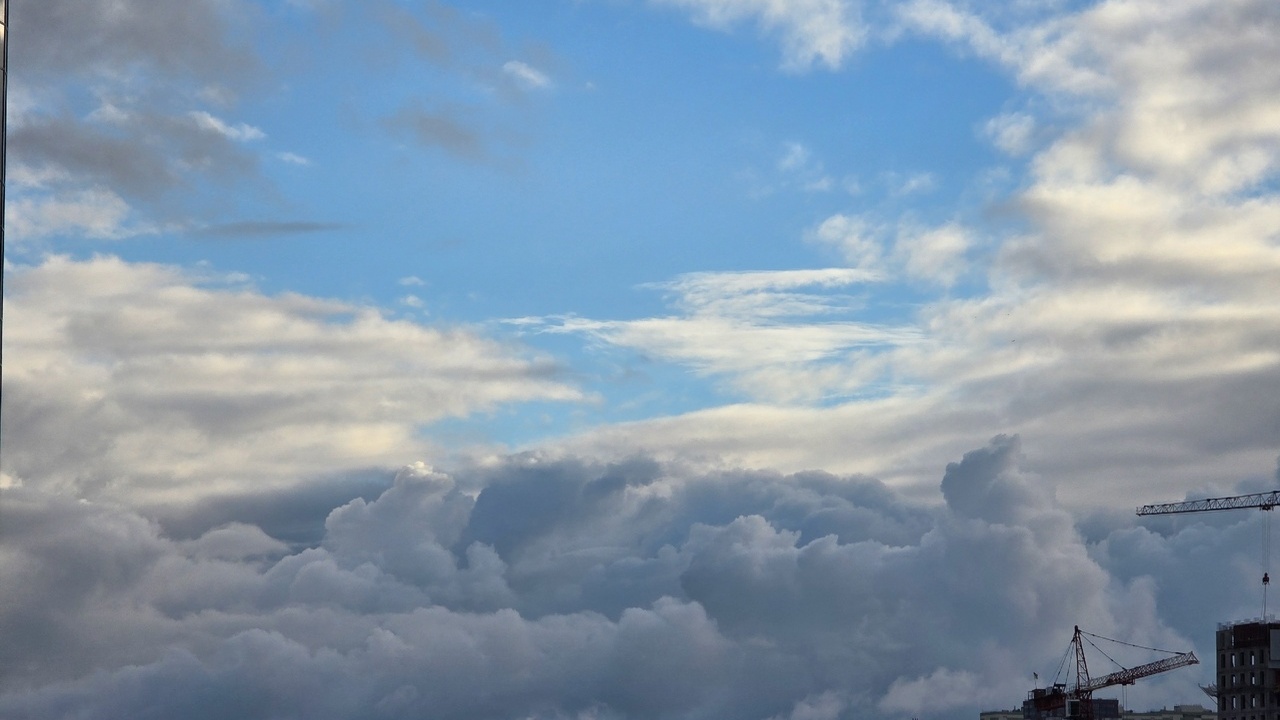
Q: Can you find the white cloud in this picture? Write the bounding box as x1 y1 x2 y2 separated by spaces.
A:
652 0 866 71
768 692 848 720
902 0 1280 194
808 213 884 271
8 188 151 241
525 268 908 402
895 222 972 286
652 267 885 317
276 151 311 166
895 0 1020 67
778 141 812 172
894 171 937 195
540 0 1280 509
776 141 834 192
502 60 553 90
2 255 583 505
880 668 997 716
985 111 1037 155
189 110 266 142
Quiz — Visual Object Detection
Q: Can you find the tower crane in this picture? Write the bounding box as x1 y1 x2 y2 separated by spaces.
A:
1137 487 1280 704
1138 489 1279 615
1137 490 1280 516
1029 626 1199 720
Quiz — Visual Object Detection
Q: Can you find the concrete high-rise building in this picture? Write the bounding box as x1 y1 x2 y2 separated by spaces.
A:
1216 618 1280 720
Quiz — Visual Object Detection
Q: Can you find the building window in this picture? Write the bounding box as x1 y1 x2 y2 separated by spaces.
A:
1254 652 1259 666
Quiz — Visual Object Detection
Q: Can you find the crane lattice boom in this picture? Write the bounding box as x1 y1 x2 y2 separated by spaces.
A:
1079 651 1199 693
1137 490 1280 516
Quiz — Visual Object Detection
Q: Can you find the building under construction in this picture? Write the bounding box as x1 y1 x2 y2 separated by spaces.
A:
1215 618 1280 720
1022 692 1120 719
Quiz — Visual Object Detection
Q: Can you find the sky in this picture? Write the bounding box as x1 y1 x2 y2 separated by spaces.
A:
2 0 1280 718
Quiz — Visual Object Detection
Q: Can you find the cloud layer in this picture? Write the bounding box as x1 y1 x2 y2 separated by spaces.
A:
2 256 581 506
0 437 1246 719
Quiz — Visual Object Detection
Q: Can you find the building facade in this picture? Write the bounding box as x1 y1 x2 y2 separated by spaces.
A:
1021 692 1121 719
1124 705 1216 720
981 703 1214 720
1216 619 1280 720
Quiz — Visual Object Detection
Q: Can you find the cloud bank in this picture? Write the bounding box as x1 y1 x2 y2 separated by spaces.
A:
0 436 1249 719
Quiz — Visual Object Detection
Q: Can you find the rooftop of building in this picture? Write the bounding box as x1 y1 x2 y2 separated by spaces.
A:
1218 615 1280 630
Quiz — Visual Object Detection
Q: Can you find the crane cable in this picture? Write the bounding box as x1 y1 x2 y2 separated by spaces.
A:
1081 633 1127 673
1076 629 1186 657
1264 508 1272 619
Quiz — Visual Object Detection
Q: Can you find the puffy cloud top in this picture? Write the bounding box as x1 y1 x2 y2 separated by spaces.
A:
0 439 1233 720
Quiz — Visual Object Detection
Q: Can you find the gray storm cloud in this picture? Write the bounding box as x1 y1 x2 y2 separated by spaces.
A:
0 438 1245 720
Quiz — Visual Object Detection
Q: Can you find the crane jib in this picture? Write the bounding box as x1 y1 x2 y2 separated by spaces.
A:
1137 490 1280 516
1080 652 1199 693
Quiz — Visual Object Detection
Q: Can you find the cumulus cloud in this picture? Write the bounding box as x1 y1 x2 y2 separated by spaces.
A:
0 438 1230 719
809 214 884 271
895 222 972 286
902 0 1280 193
652 0 866 71
985 111 1037 155
7 188 150 241
1 255 582 506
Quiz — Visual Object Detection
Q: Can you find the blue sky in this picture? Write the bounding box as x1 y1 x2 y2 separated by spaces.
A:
5 1 1280 718
15 0 1033 446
